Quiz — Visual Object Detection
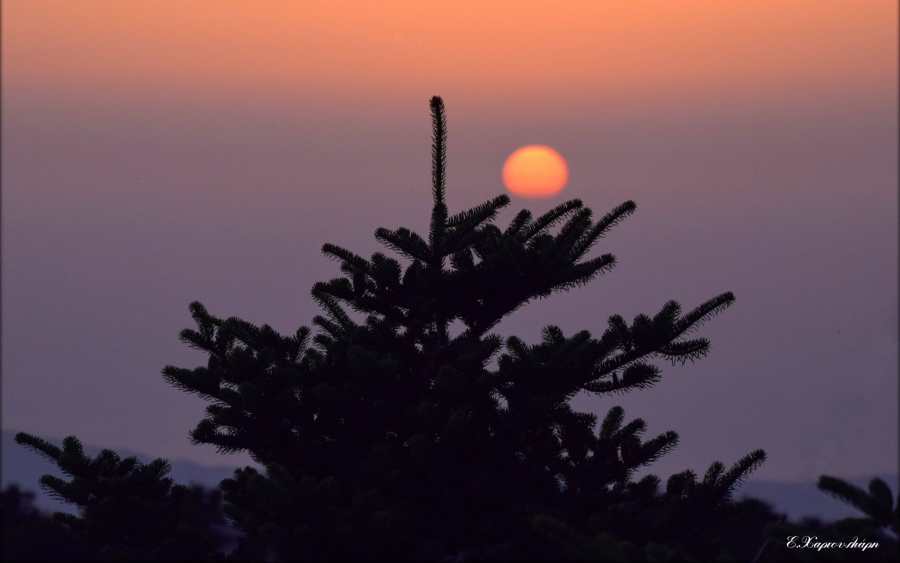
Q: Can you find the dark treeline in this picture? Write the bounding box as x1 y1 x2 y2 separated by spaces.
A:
1 482 236 561
6 97 898 561
4 476 896 561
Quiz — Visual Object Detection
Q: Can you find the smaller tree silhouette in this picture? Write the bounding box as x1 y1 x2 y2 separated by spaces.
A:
13 433 229 561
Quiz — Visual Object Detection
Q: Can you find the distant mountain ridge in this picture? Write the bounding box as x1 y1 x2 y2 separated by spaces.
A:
2 429 896 522
1 429 241 515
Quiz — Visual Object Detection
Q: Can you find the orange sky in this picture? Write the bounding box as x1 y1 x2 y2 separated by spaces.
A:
3 0 896 117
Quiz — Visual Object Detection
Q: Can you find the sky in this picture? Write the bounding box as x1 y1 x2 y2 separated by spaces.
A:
2 0 897 483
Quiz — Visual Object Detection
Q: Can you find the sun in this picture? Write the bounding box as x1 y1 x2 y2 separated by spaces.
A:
502 145 568 197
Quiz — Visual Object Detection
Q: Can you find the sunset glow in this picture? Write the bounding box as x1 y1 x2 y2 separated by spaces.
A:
2 0 895 118
503 146 568 198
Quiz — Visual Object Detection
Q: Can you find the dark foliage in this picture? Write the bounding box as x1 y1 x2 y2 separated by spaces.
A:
533 448 774 560
7 434 234 561
14 97 776 561
1 484 94 562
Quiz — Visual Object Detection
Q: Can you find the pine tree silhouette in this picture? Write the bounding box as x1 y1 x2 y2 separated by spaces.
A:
12 434 229 560
15 96 773 561
158 96 768 559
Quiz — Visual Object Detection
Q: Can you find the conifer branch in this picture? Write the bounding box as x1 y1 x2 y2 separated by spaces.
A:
536 208 592 269
599 406 626 439
546 253 617 290
15 432 62 464
369 253 404 289
585 362 662 394
38 475 77 504
374 227 430 262
666 470 698 497
310 290 359 332
619 417 648 438
321 243 372 275
447 194 510 229
429 96 448 261
505 209 532 237
658 339 711 364
816 475 870 511
717 449 766 497
567 200 636 261
429 96 447 210
161 365 222 400
520 199 583 241
672 292 736 337
817 475 893 524
638 431 680 465
866 478 896 523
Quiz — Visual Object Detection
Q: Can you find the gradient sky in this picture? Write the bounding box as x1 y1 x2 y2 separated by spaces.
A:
2 0 897 482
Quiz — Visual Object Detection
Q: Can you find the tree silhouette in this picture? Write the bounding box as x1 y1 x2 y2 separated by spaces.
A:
11 434 230 561
15 96 772 561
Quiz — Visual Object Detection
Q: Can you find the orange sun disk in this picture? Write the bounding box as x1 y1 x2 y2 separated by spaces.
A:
502 145 568 198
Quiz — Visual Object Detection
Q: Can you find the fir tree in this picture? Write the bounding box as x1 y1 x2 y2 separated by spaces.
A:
16 96 772 560
159 96 766 560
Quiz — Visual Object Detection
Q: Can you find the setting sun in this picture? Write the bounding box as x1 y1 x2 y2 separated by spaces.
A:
502 145 568 198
